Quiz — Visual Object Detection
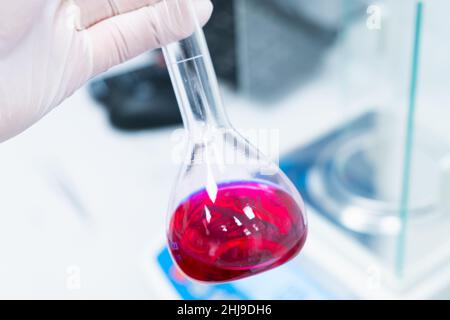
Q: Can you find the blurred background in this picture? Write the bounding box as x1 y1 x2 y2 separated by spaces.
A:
1 0 450 299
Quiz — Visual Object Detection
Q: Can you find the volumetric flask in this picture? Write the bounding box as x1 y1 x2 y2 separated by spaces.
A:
162 0 307 283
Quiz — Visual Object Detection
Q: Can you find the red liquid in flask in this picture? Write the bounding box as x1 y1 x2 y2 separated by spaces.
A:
168 181 307 282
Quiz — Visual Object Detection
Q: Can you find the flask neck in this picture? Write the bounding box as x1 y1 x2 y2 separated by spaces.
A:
163 29 230 136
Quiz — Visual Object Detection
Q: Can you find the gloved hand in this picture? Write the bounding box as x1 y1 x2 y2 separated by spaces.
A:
0 0 213 142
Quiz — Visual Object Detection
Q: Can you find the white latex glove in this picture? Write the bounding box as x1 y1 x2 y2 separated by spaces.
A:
0 0 213 142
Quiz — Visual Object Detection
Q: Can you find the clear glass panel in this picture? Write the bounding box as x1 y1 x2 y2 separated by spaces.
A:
335 0 450 293
333 0 420 275
397 0 450 290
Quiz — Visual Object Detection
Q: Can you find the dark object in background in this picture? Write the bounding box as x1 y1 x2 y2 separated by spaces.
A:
235 0 337 100
90 0 338 131
89 63 181 130
204 0 237 87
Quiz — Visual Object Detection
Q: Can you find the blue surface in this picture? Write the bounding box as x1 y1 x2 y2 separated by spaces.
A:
157 247 337 300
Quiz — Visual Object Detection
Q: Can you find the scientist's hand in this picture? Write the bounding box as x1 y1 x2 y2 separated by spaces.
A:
0 0 213 142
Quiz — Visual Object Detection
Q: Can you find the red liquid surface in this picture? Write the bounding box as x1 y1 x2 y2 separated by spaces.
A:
168 181 307 282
